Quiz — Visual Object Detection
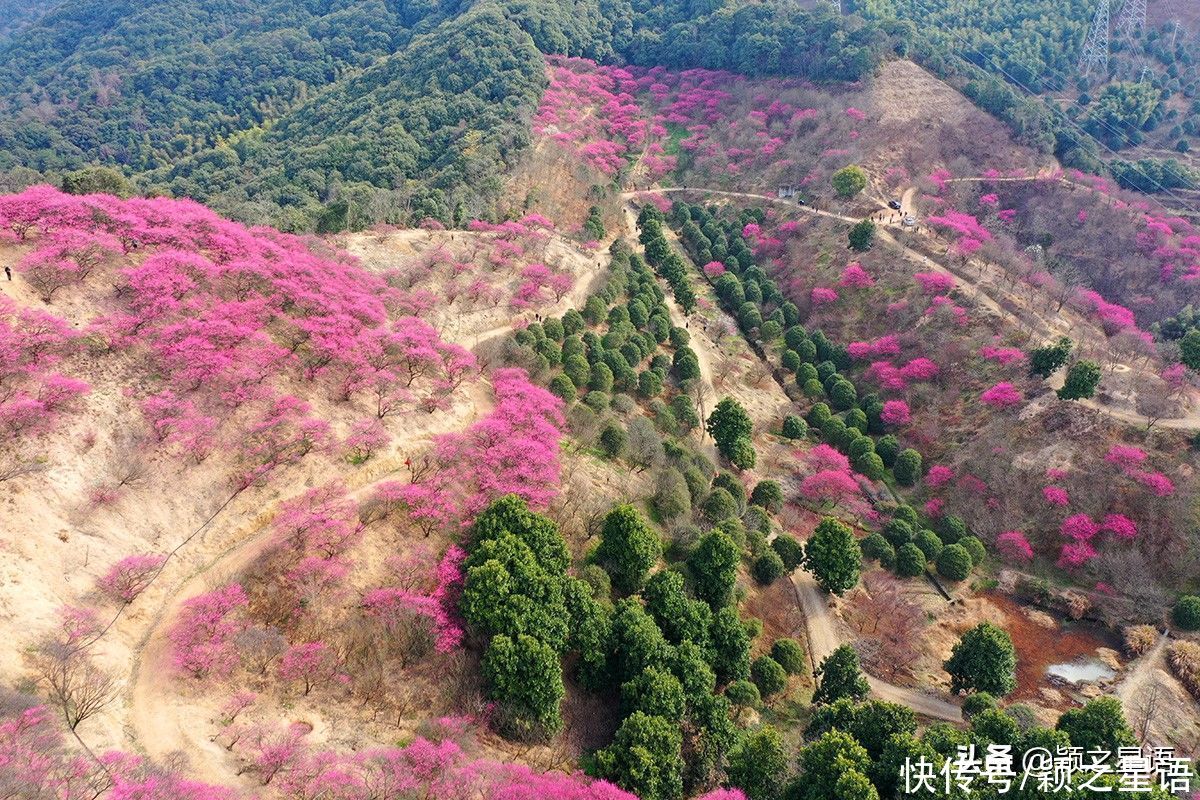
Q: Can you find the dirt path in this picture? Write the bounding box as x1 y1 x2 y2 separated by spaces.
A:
1115 631 1170 706
121 240 610 783
790 570 962 722
626 185 1200 432
620 199 962 723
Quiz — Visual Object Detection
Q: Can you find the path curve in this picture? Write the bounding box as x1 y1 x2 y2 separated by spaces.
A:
790 571 962 722
626 186 1200 433
621 196 962 723
122 240 610 782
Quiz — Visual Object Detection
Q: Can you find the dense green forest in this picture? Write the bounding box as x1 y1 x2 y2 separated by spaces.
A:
0 0 893 230
0 0 54 42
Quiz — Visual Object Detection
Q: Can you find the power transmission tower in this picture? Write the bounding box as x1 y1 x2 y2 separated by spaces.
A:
1114 0 1146 44
1078 0 1110 78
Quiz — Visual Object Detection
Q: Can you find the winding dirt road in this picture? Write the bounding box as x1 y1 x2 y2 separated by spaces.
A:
790 571 962 722
121 237 610 783
626 185 1200 433
621 199 962 723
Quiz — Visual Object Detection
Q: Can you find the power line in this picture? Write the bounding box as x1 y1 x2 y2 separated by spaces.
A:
907 0 1196 211
1079 0 1111 78
1114 0 1147 46
928 0 1197 194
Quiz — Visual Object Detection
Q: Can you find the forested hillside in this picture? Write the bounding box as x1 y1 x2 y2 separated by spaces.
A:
0 0 52 42
0 0 894 230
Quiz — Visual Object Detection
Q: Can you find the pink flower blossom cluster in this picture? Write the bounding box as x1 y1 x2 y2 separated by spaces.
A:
980 382 1022 409
838 262 875 288
880 400 911 426
168 583 250 679
1042 486 1070 507
978 345 1025 365
431 368 565 519
925 465 954 488
997 531 1034 563
1104 444 1175 497
810 287 839 305
913 271 955 295
847 334 901 360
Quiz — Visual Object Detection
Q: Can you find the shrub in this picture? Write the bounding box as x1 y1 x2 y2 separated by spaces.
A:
913 530 944 561
876 435 900 467
782 350 802 372
583 391 610 412
772 535 804 571
548 374 576 404
945 622 1016 696
726 725 787 800
1057 360 1101 400
848 220 876 251
751 655 788 697
579 564 611 601
895 543 927 577
938 515 969 544
813 645 869 704
828 379 858 411
936 544 973 581
598 421 627 459
1168 640 1200 698
597 505 661 594
882 519 914 548
831 165 868 198
893 448 922 486
753 551 786 586
726 679 761 707
702 488 739 523
803 517 861 595
771 638 806 675
958 535 986 566
962 692 997 718
712 473 747 510
860 534 896 569
728 437 757 471
1174 596 1200 631
750 480 784 513
807 402 832 428
654 469 692 521
782 414 807 439
1122 624 1158 656
743 506 771 535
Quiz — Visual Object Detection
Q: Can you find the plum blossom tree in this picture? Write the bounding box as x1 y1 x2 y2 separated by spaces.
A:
168 584 250 679
278 642 337 695
431 368 564 519
1102 514 1138 540
996 531 1033 563
98 554 166 604
1042 486 1070 507
880 400 911 427
980 382 1022 408
810 287 838 305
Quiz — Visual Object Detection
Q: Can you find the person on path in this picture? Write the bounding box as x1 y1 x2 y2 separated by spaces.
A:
3 266 10 281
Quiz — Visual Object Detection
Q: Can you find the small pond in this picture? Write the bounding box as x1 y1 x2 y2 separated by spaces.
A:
984 592 1120 701
1046 658 1116 685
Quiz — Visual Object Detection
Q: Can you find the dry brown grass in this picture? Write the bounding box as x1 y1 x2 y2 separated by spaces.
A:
1167 640 1200 698
1124 624 1161 657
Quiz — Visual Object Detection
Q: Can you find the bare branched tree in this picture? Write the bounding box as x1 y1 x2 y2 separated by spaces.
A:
27 639 115 731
